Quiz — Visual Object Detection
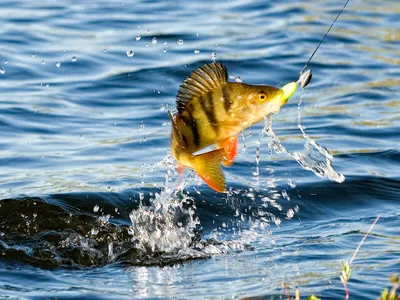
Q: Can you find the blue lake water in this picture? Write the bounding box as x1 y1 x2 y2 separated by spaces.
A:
0 0 399 299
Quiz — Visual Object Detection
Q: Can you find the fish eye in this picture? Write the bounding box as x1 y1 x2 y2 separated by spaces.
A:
257 91 268 100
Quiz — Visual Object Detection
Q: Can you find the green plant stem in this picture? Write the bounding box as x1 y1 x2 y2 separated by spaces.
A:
349 215 381 265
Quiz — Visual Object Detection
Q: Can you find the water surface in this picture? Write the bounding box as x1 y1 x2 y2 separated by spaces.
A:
0 0 399 299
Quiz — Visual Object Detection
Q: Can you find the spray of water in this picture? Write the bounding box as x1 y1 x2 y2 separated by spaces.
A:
128 153 200 253
126 147 291 260
263 92 345 183
128 189 199 253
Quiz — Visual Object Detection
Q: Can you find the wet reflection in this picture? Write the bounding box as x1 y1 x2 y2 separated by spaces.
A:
128 266 178 298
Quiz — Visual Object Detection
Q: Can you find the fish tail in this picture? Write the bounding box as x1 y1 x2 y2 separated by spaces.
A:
192 148 226 192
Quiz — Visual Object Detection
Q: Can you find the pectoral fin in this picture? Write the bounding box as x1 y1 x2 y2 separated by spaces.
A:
218 136 238 167
193 148 226 192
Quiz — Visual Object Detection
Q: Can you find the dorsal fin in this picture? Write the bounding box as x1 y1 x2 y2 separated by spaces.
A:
176 62 228 113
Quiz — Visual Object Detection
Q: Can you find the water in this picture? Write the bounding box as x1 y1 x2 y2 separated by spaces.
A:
0 0 399 299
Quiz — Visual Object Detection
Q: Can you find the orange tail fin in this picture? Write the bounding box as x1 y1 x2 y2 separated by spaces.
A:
193 148 226 192
219 136 238 167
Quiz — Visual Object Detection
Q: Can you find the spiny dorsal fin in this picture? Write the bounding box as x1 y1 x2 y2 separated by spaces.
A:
176 62 228 113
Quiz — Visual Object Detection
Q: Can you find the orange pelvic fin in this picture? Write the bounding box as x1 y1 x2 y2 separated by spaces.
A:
193 148 226 192
219 136 238 167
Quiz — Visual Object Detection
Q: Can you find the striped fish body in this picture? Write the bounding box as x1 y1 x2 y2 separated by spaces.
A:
170 62 296 192
174 81 285 154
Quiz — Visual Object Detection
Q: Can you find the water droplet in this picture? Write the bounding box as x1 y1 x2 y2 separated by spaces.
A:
177 39 183 45
288 179 296 188
152 37 157 44
4 60 8 64
146 29 150 33
71 56 77 62
136 35 141 41
282 189 290 201
0 67 5 74
41 60 46 64
56 61 61 68
32 53 36 58
93 205 100 212
126 50 134 57
194 49 200 54
163 48 167 53
139 192 144 202
145 43 149 47
286 208 295 219
211 52 217 59
229 74 243 83
63 49 66 52
103 48 107 52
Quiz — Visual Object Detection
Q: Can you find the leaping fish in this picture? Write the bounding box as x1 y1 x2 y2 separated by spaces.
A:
168 0 350 192
169 62 298 192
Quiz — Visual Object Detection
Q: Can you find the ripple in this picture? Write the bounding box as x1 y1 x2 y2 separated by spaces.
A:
0 0 399 298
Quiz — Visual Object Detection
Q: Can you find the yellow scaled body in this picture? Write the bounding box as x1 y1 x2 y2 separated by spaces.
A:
169 62 297 192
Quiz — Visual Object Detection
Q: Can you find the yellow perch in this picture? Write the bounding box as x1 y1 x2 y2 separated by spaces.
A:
169 62 297 192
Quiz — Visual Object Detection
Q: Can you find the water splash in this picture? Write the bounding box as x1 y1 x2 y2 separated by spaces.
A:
128 152 199 253
126 151 281 260
264 93 345 183
128 189 199 253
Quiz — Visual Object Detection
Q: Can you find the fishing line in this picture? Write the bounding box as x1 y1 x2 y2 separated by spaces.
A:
262 0 349 183
299 0 351 77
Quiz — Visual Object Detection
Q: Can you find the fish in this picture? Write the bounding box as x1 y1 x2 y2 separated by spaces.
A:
169 62 297 192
